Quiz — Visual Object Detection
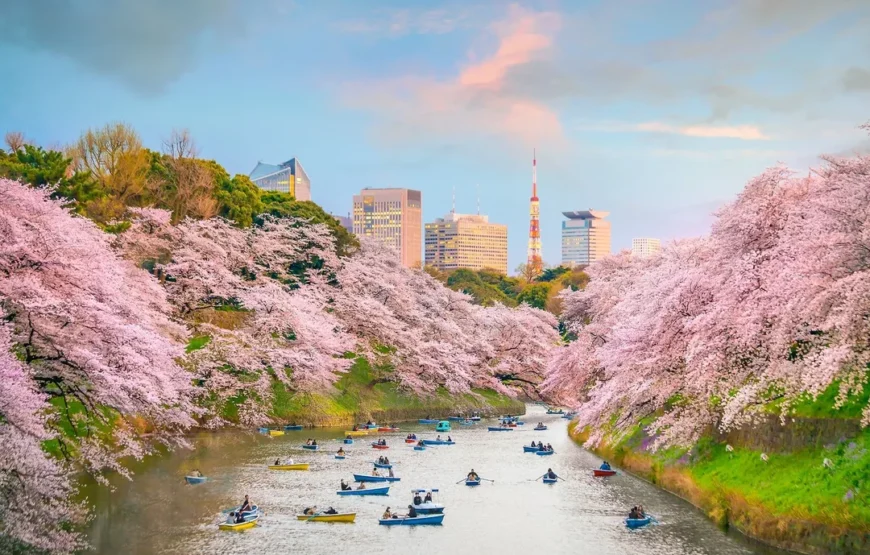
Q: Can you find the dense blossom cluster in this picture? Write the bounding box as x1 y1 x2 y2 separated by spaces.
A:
544 150 870 448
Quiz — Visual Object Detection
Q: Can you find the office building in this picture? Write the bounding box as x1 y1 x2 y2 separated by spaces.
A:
561 210 611 266
334 214 353 234
632 238 661 257
249 158 311 201
352 188 422 268
425 212 508 274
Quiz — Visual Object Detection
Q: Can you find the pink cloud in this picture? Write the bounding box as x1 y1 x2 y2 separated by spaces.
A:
637 121 770 140
342 4 564 148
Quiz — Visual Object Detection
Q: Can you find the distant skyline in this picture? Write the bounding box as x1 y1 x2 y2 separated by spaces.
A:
1 1 868 269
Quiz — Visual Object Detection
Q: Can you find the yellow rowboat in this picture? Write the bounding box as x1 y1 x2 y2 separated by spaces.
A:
269 430 285 436
268 463 310 471
295 513 356 523
345 430 368 436
219 517 259 531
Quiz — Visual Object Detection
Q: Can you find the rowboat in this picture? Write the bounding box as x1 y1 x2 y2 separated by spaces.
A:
459 420 474 426
447 416 464 421
295 512 356 523
515 422 525 426
625 516 652 529
377 427 399 432
258 427 269 434
223 504 259 516
344 439 354 444
185 475 207 485
268 463 310 470
365 424 379 429
546 409 565 415
353 473 400 483
562 413 576 419
219 515 259 531
284 424 303 431
411 489 444 514
465 479 481 486
413 446 426 451
523 445 542 453
404 438 417 443
302 444 319 451
336 486 390 496
488 427 513 432
593 469 616 477
269 430 285 436
418 419 439 424
543 477 558 484
469 416 481 421
379 514 444 526
421 439 455 446
335 455 345 460
435 421 451 432
371 443 389 450
534 426 547 431
373 462 393 469
345 430 368 436
535 450 554 456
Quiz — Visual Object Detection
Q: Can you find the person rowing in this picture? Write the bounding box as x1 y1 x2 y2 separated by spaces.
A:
537 441 544 449
352 425 359 431
239 494 253 513
345 434 353 440
190 469 203 477
467 469 479 481
340 479 351 491
337 448 345 456
447 435 452 442
417 439 425 447
303 506 317 516
600 461 612 471
311 439 317 446
407 505 418 518
546 468 557 480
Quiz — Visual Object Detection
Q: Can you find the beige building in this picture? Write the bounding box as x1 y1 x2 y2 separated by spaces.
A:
352 188 422 268
631 237 661 257
561 210 611 267
424 212 508 274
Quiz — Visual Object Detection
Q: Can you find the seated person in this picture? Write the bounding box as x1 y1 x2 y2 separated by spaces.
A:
407 505 417 518
239 495 253 513
467 469 479 481
417 440 425 447
629 507 639 519
383 456 390 464
324 507 338 515
345 435 352 440
357 482 366 490
547 469 557 479
311 439 317 446
340 479 351 491
337 448 345 455
382 507 393 519
413 493 423 505
447 436 452 442
424 492 433 503
372 467 380 476
303 506 317 516
233 512 245 524
600 461 611 470
190 469 203 477
388 468 395 478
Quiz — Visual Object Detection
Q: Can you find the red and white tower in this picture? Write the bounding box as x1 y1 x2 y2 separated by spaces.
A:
527 149 543 276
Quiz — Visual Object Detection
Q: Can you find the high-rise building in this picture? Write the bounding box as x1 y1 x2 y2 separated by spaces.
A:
352 188 422 268
561 210 611 267
249 158 311 201
424 212 508 274
333 214 353 234
527 151 543 276
632 237 661 257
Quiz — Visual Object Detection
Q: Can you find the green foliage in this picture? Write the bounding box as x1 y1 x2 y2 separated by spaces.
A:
0 145 102 209
444 268 518 306
536 266 569 282
517 282 552 309
185 335 211 353
259 192 358 255
781 378 870 420
216 174 263 228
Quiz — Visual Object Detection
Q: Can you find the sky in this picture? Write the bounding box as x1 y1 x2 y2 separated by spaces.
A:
1 0 869 271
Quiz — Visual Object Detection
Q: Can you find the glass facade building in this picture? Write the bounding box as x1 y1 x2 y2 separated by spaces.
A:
425 212 508 274
631 237 661 257
561 210 611 267
248 158 311 201
352 188 422 268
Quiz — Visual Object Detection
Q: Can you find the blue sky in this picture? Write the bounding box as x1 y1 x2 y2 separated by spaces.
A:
1 0 869 271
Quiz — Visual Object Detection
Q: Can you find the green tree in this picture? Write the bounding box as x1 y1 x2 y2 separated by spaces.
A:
536 266 570 282
0 145 101 209
516 282 552 310
260 192 358 255
216 174 263 228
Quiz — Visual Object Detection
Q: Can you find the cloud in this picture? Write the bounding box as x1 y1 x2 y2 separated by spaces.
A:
343 4 564 149
335 8 470 36
0 0 265 94
577 120 770 140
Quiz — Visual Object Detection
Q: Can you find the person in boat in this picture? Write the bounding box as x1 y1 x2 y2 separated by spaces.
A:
324 507 338 515
340 479 351 491
417 440 425 447
467 469 479 481
388 468 395 478
537 441 544 449
383 456 390 464
637 504 645 517
337 448 345 456
546 468 557 480
424 491 433 503
239 495 253 513
372 467 380 476
311 439 317 446
629 506 639 519
357 482 366 490
447 435 452 442
407 505 418 518
413 492 423 505
382 507 393 519
346 435 353 440
190 469 203 477
303 506 317 516
546 443 553 451
600 461 612 471
233 512 246 524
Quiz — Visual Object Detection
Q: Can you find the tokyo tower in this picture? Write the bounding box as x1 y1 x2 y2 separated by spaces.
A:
527 149 543 276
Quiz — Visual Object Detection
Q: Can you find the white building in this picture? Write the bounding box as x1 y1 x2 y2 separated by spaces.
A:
631 237 661 257
561 210 611 267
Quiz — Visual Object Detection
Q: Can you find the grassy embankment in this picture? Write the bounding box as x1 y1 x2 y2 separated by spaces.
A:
188 333 524 427
569 382 870 554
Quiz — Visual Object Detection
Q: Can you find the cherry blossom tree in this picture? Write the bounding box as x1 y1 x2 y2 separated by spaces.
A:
545 144 870 448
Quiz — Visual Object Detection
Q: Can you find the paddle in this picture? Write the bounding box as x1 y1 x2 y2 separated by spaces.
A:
306 511 322 522
480 478 495 484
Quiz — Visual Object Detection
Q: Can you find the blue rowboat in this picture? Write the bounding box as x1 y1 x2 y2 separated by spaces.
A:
523 445 542 453
535 450 555 456
379 514 444 525
543 477 557 484
421 439 455 446
223 505 259 519
284 424 303 431
365 424 379 429
344 439 354 444
488 427 513 432
413 446 426 451
335 455 346 460
435 421 451 432
302 444 319 450
258 427 269 434
418 419 439 424
459 420 474 426
534 426 547 431
447 416 463 421
337 486 390 496
516 422 525 426
373 462 393 469
465 479 480 486
353 474 400 483
185 475 207 485
626 516 652 529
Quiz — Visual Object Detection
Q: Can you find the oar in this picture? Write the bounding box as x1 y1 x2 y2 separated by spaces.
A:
480 478 495 484
455 478 467 484
529 474 546 482
306 512 322 522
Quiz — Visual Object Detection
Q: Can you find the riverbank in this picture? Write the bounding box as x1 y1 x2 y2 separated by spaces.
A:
215 353 525 428
568 412 870 554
